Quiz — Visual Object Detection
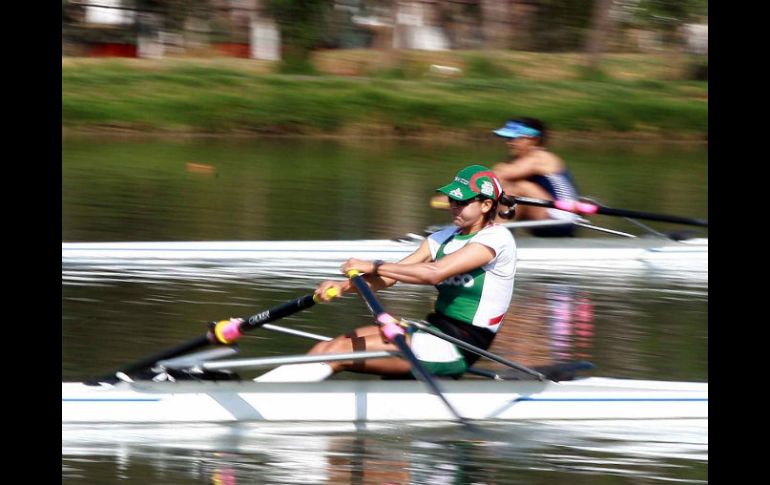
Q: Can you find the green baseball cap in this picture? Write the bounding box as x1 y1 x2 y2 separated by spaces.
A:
436 165 503 201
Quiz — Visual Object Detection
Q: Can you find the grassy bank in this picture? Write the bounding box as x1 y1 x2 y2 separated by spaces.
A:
62 51 708 140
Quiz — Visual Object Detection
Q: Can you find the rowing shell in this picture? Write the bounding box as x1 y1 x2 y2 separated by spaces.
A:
61 236 708 276
62 377 707 423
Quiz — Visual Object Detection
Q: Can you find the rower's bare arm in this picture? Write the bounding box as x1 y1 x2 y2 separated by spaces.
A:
493 158 540 182
376 239 433 286
317 240 433 300
495 151 564 182
375 243 495 286
354 240 432 290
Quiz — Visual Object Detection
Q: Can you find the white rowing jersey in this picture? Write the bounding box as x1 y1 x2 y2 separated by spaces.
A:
427 224 517 332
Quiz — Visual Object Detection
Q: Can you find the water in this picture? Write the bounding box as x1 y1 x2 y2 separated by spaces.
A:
63 420 707 484
62 136 707 483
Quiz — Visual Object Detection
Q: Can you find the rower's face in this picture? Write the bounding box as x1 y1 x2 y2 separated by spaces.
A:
449 198 491 227
506 136 537 157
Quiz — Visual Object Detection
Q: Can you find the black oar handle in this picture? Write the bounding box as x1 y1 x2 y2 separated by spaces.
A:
512 196 708 228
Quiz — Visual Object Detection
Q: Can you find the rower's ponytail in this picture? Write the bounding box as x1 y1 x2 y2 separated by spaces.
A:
498 193 516 220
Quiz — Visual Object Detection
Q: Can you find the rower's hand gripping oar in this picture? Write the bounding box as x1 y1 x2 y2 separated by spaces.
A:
346 269 468 423
509 196 708 228
88 289 339 384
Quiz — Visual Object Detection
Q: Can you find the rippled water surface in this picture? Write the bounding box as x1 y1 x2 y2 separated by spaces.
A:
62 137 707 484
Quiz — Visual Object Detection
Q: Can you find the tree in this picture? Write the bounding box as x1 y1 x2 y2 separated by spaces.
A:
584 0 615 71
265 0 334 72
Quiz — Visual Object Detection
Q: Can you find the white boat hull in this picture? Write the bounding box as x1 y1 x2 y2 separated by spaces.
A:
62 377 707 423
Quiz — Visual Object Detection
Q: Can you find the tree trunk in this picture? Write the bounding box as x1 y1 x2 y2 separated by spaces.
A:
584 0 615 70
480 0 510 49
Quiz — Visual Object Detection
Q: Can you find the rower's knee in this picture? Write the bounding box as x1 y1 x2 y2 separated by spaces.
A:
308 337 365 373
309 338 354 359
309 340 340 355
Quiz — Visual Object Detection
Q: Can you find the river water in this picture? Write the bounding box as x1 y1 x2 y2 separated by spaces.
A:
62 136 708 484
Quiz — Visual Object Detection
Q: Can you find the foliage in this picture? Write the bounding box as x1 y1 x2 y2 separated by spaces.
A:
133 0 211 32
265 0 333 50
636 0 708 24
463 55 511 79
264 0 334 71
530 0 597 51
574 65 610 81
62 59 707 138
620 0 708 30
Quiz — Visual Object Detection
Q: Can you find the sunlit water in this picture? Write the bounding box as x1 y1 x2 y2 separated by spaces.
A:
62 137 707 484
63 420 707 484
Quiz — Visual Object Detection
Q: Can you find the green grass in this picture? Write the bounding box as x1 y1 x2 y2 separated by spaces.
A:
62 55 707 139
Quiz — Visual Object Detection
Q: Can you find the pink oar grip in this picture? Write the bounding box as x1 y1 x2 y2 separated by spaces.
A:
553 200 598 215
576 202 599 214
381 322 405 341
553 200 576 212
213 319 244 344
377 313 404 341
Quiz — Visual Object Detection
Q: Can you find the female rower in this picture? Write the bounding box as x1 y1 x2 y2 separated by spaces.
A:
256 165 517 382
429 118 580 237
491 117 581 237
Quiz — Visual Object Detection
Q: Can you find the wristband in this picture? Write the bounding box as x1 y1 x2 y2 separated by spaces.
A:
372 259 385 275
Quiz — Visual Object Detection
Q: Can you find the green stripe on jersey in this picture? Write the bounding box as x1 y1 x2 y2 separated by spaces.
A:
434 233 486 323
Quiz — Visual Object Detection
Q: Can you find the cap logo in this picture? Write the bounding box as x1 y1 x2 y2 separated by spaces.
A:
479 180 495 197
469 170 502 199
449 188 464 199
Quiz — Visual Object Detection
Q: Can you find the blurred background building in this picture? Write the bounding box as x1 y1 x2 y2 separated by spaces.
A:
62 0 707 61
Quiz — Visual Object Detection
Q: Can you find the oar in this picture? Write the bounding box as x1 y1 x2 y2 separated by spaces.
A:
401 318 545 380
88 289 338 384
511 196 708 227
346 270 468 423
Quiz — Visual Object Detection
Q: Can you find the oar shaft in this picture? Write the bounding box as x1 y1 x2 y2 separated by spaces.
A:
90 291 334 384
346 270 467 423
239 294 318 332
86 334 213 384
404 319 545 380
512 196 708 227
212 290 337 344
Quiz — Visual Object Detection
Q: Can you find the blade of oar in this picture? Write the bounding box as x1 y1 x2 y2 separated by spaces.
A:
346 269 468 423
430 198 450 209
88 289 338 384
401 318 545 380
512 196 708 227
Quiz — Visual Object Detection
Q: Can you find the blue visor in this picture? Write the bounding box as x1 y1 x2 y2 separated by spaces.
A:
493 121 541 139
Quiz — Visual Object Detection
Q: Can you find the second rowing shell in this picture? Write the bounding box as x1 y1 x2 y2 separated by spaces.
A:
62 237 707 279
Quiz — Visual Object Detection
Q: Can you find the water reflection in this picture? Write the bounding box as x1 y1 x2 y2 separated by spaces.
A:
62 420 707 484
480 282 596 375
62 265 706 383
62 270 706 484
63 137 706 483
